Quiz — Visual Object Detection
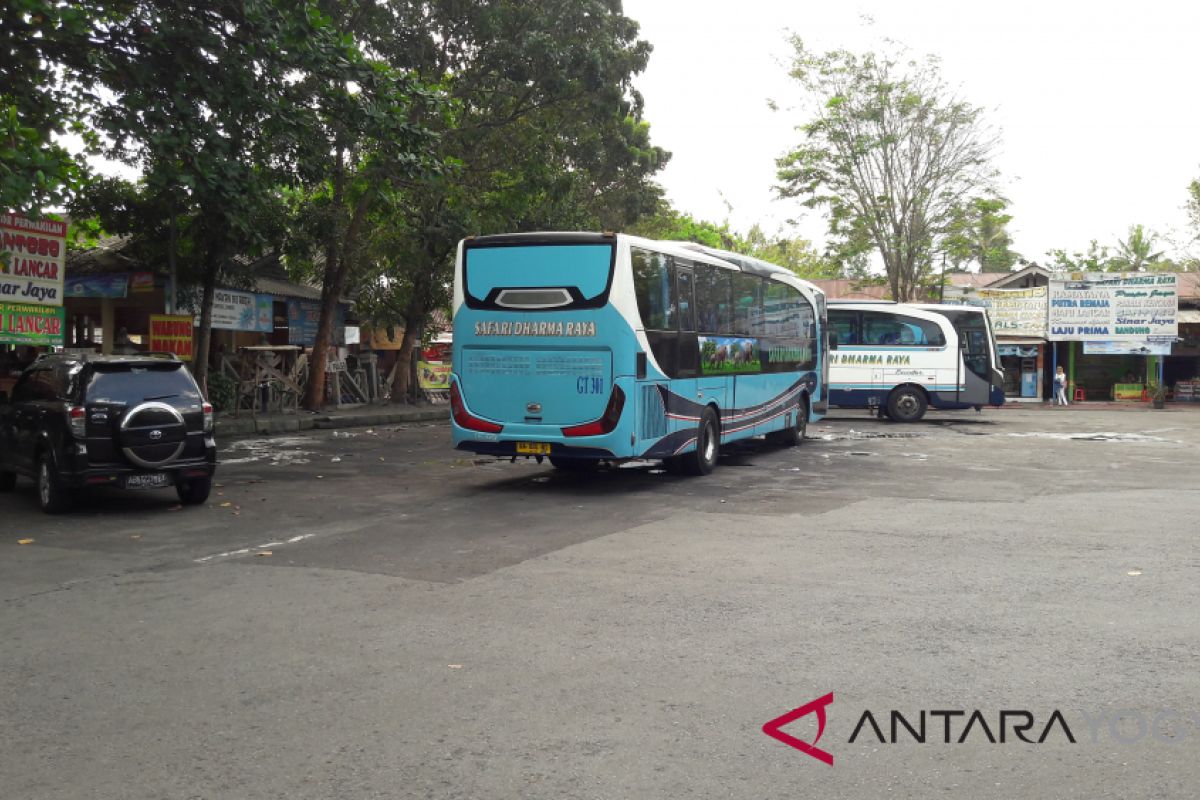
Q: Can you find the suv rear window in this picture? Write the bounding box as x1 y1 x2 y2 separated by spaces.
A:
86 364 202 405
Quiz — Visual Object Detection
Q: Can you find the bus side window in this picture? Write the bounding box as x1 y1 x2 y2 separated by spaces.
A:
828 309 858 345
733 274 761 336
695 265 731 334
677 268 695 332
632 248 676 330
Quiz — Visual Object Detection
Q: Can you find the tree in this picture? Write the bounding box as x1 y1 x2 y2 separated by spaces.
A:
364 0 667 404
1111 224 1166 272
742 224 842 279
0 1 116 214
627 203 742 249
942 197 1019 272
288 2 440 411
1046 240 1114 272
776 40 1000 300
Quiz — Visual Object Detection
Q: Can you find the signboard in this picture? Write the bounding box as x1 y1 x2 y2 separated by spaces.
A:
65 274 128 299
0 301 65 346
997 344 1040 357
1082 340 1172 356
287 298 344 346
207 288 273 332
417 361 451 390
1048 273 1177 341
344 326 360 345
364 326 405 350
972 286 1047 337
1 213 67 306
148 314 194 360
131 272 156 293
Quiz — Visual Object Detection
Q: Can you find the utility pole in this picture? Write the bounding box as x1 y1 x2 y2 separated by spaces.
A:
939 252 947 303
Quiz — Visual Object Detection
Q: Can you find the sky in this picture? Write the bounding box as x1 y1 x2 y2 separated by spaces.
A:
621 0 1200 265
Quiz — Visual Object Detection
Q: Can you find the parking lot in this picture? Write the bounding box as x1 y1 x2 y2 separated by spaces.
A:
2 405 1199 798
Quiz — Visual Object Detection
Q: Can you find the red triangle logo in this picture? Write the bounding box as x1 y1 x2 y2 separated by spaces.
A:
762 692 835 765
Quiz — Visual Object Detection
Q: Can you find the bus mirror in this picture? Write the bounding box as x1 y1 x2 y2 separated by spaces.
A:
828 330 839 350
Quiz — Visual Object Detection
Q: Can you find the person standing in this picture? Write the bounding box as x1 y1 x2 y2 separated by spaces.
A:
1054 365 1069 406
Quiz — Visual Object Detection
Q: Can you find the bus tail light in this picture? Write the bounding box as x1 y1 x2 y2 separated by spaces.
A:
450 382 503 434
561 385 625 437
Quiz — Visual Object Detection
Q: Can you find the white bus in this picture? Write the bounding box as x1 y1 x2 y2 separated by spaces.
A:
827 302 1004 422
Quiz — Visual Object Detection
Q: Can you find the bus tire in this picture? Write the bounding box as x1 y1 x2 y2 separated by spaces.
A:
682 407 720 476
767 397 808 447
886 386 927 423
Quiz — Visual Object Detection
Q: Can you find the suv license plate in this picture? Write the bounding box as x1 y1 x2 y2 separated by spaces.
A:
515 441 551 455
125 473 171 489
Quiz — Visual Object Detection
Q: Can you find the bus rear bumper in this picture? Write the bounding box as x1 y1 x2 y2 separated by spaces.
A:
454 440 617 460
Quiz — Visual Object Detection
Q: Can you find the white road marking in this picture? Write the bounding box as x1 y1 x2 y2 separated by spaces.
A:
194 534 317 563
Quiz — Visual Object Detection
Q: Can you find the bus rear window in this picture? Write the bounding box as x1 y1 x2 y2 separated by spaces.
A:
463 243 615 310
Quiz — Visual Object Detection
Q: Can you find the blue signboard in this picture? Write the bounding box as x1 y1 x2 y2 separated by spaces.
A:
64 274 129 298
287 299 344 345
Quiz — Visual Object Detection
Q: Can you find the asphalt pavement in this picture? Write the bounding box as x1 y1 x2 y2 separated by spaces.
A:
2 406 1199 799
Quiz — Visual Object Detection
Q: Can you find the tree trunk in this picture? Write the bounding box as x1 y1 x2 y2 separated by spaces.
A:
391 313 423 404
303 190 375 411
191 249 220 399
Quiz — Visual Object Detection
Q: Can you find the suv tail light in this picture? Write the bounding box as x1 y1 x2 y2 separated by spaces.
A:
561 385 625 437
450 382 503 434
66 405 87 439
202 402 214 433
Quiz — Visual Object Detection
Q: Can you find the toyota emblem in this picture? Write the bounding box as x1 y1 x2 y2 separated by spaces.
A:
149 429 163 441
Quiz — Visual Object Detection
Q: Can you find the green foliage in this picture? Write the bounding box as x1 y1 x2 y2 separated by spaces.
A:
942 197 1019 272
1111 224 1167 272
1046 240 1114 272
776 39 1000 300
206 372 237 414
0 0 116 213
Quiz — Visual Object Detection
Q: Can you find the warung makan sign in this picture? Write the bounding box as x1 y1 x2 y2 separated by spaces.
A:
1 213 67 306
0 302 65 346
1048 273 1177 341
148 314 194 360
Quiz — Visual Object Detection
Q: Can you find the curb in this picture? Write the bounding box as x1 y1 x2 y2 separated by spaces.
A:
215 407 448 439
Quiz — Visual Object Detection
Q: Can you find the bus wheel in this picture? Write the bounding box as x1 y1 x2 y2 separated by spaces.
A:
767 397 808 447
886 386 927 423
682 407 720 475
549 456 598 472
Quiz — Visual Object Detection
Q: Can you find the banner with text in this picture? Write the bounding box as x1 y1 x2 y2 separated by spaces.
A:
0 302 65 346
973 286 1048 337
287 299 345 346
204 288 273 332
65 274 129 299
149 314 195 360
1 213 67 307
1048 273 1177 341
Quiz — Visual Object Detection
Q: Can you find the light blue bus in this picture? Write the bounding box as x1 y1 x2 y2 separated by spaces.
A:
450 232 830 475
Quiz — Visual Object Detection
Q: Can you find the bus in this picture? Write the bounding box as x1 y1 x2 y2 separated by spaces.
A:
826 301 1004 422
450 232 830 475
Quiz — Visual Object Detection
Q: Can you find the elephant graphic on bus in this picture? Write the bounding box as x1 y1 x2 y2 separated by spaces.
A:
699 336 760 375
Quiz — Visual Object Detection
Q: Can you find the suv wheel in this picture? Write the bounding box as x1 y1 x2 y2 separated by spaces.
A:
37 452 72 514
176 475 212 505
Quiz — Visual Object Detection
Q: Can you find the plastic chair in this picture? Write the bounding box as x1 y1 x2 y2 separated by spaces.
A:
1073 387 1086 401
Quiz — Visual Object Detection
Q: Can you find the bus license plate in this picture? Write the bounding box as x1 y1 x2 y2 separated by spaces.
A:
516 441 551 455
125 473 170 489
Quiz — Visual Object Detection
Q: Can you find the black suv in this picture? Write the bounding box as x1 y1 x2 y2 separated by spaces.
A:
0 353 217 513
